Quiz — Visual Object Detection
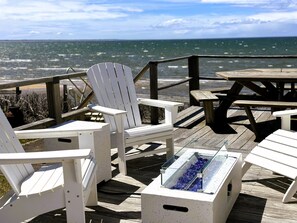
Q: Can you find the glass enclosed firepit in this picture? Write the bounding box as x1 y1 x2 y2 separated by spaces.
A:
161 142 229 194
141 141 242 223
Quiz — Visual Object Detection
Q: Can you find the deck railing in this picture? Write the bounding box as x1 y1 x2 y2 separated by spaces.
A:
134 55 297 123
0 72 90 130
1 54 297 129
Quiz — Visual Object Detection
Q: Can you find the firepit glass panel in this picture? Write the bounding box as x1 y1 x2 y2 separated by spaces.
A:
161 141 228 193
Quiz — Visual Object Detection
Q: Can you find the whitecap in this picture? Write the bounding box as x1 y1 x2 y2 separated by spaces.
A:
36 67 69 71
49 59 60 62
158 78 185 82
96 52 106 56
143 50 149 53
207 60 222 63
0 59 32 63
268 64 273 67
168 66 178 69
0 67 27 70
13 67 27 70
286 64 293 67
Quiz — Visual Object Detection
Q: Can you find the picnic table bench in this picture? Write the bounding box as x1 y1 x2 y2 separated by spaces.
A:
233 100 297 139
190 90 219 125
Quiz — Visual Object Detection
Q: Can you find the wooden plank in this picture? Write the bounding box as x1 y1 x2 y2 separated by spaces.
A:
190 90 219 101
46 77 62 124
202 87 230 93
250 146 297 170
122 64 142 127
174 106 204 128
245 153 297 179
87 64 116 129
114 63 139 128
234 100 297 108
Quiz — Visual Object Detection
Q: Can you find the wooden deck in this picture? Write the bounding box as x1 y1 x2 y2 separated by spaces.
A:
29 106 297 223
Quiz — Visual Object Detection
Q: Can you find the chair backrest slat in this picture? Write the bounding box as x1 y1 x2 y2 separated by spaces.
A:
104 63 130 128
87 62 142 130
0 109 34 194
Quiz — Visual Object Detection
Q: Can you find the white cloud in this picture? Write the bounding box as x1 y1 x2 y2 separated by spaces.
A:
0 1 142 22
155 18 187 28
174 29 190 34
29 31 40 34
249 11 297 23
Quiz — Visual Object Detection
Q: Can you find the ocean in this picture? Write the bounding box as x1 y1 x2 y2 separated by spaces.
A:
0 37 297 81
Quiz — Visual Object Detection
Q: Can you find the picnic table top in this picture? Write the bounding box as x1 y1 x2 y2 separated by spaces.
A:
217 68 297 82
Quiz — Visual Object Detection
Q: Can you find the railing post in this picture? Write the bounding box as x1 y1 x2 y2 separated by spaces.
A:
63 84 69 112
15 87 21 103
149 62 159 124
188 55 200 106
46 76 62 124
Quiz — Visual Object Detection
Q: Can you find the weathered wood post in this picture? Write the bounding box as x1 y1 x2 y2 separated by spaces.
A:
46 76 62 124
188 55 200 106
15 87 21 103
63 84 69 112
149 61 159 124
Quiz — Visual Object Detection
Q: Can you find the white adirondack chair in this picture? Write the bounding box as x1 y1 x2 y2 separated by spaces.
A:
0 108 98 222
242 109 297 203
87 62 183 175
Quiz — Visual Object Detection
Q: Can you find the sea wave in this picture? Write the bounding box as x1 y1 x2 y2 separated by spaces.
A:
36 67 72 71
0 67 28 70
0 59 32 63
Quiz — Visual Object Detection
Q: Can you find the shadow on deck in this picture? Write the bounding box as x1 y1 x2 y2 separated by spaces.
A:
29 106 297 223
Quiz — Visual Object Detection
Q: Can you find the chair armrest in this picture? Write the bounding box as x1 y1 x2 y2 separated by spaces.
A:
273 109 297 130
88 104 126 133
15 128 91 139
0 149 91 165
138 98 183 124
88 104 127 116
138 98 183 108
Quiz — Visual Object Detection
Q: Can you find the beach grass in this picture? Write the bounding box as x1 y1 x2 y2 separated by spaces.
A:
0 175 11 196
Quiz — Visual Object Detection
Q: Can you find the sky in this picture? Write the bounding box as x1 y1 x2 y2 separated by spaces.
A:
0 0 296 40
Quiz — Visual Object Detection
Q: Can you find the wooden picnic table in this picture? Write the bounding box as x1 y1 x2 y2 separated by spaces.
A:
214 68 297 137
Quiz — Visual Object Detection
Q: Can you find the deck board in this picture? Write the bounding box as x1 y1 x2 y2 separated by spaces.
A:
29 106 297 223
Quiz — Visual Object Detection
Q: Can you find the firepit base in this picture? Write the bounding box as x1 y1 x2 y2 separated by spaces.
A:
141 150 242 223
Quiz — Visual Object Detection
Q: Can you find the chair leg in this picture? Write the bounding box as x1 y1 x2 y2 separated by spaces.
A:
242 161 252 177
166 138 174 159
63 160 86 223
282 179 297 203
86 177 98 206
116 132 127 175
